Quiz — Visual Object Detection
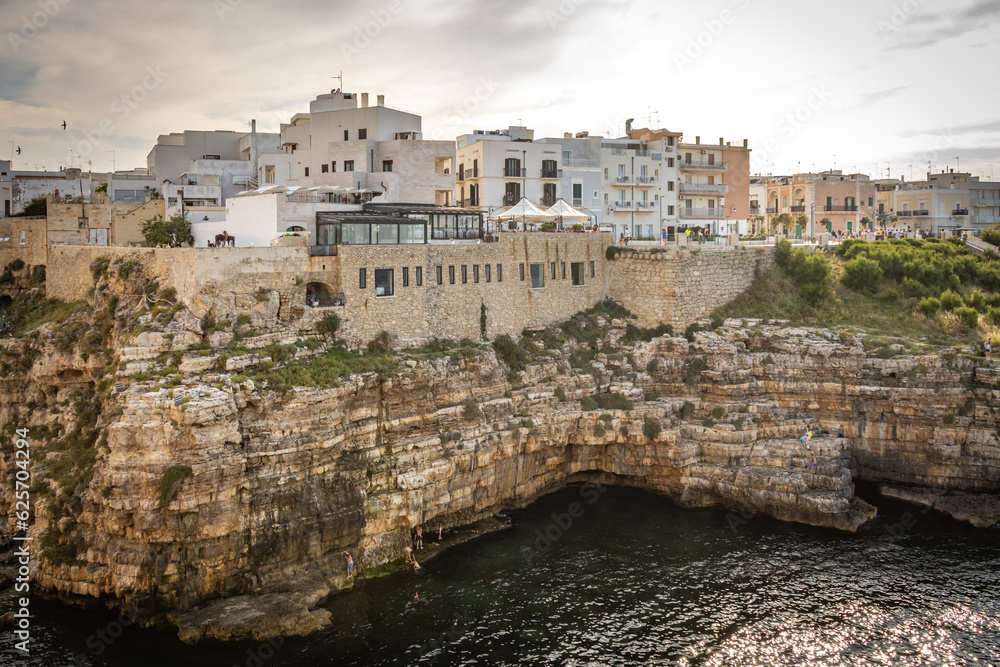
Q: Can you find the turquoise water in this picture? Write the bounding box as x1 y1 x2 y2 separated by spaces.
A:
3 485 999 666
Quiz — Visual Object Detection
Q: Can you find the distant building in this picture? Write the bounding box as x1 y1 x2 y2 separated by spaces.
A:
599 131 679 240
873 170 996 234
268 89 454 206
455 126 563 222
0 165 94 217
761 170 877 236
676 136 751 236
537 133 604 227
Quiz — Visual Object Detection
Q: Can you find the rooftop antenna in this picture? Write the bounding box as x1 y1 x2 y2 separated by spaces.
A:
332 71 343 92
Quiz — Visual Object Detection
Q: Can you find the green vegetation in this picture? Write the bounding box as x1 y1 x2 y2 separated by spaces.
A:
461 398 482 421
581 392 633 412
713 239 1000 345
140 212 194 247
554 387 567 402
681 401 696 418
250 346 398 394
159 465 193 507
643 418 661 439
14 195 46 217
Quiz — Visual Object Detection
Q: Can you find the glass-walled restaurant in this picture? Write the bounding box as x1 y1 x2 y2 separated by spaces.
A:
315 206 483 247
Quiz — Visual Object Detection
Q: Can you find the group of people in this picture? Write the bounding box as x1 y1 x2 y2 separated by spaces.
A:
342 524 447 578
617 228 632 246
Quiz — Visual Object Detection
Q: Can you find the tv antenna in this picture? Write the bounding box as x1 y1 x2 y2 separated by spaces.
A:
332 71 343 92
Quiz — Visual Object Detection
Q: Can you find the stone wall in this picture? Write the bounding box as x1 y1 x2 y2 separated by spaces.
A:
608 246 774 328
335 233 610 344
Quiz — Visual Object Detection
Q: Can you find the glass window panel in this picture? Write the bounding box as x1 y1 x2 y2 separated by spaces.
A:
341 223 370 245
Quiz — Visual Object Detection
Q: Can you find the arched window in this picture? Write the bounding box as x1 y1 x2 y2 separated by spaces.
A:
286 225 306 232
782 195 788 209
305 282 341 308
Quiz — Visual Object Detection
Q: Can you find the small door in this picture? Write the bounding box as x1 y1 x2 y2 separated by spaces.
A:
847 220 853 233
795 224 802 239
825 220 833 233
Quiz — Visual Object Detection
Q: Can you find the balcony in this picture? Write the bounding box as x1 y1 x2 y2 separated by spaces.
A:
503 167 526 178
766 207 779 215
823 205 858 212
636 201 658 211
612 201 635 210
680 183 729 195
791 205 806 213
613 175 633 185
680 207 722 219
635 176 658 186
974 198 1000 207
679 160 728 172
897 210 929 217
952 209 969 216
457 172 465 182
540 169 562 179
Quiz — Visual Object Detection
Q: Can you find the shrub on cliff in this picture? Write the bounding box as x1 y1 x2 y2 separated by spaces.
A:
461 398 482 421
642 418 661 440
940 290 963 312
367 331 393 354
159 465 193 507
918 297 941 318
141 212 194 248
787 250 834 305
775 239 793 268
492 334 531 374
955 306 979 331
841 257 883 294
981 225 1000 247
316 313 340 340
6 259 25 272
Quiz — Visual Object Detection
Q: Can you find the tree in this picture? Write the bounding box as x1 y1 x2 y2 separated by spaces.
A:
773 213 793 235
860 217 872 231
94 183 108 194
820 217 833 233
795 215 809 237
140 212 193 247
15 195 46 217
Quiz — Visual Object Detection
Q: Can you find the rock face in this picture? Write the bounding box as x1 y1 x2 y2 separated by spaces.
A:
2 317 999 643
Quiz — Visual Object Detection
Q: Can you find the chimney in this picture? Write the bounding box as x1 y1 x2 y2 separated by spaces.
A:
695 136 700 145
743 139 748 148
564 132 572 139
361 93 369 107
719 137 724 146
377 94 385 106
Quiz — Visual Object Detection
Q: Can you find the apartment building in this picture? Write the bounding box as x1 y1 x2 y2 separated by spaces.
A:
537 133 604 227
599 130 680 240
454 126 562 217
676 136 751 236
269 89 454 206
1 165 94 216
762 170 877 236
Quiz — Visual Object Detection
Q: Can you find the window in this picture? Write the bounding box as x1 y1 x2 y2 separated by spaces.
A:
589 261 595 278
461 265 468 283
868 197 874 207
403 267 409 287
563 150 571 159
473 265 480 283
504 182 520 205
358 128 367 140
668 205 675 215
550 262 556 279
19 231 26 245
436 266 443 285
667 158 674 167
375 269 394 297
383 160 393 172
344 160 355 172
359 268 366 289
344 130 349 141
449 266 455 284
571 262 585 286
497 264 503 282
331 162 336 172
78 217 88 229
667 181 674 191
572 183 583 206
485 264 491 282
321 164 329 173
416 267 423 286
530 263 545 288
304 167 310 177
561 262 566 279
519 263 525 281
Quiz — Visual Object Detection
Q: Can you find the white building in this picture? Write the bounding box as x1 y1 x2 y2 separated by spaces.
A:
455 126 562 220
599 132 680 240
2 166 93 216
538 133 603 227
267 89 454 206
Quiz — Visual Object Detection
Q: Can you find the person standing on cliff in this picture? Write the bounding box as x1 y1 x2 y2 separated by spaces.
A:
342 552 354 578
438 524 444 541
986 339 992 361
415 527 424 550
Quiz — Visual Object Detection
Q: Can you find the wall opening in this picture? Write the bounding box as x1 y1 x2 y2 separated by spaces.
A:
306 282 342 307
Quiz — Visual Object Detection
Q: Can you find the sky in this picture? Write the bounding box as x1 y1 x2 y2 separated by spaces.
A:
1 0 999 181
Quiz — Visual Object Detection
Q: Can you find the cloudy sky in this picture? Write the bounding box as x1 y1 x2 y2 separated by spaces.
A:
1 0 999 181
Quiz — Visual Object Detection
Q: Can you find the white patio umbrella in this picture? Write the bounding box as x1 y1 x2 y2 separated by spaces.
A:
496 198 554 230
543 199 591 228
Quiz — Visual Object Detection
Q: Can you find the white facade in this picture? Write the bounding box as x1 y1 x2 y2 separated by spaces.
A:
270 90 453 205
6 168 93 215
538 135 603 227
600 138 679 240
455 126 562 218
1 160 11 217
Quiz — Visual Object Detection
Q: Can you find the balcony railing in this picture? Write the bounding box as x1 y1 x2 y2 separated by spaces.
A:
541 169 562 179
310 245 339 257
897 210 929 217
680 160 728 171
974 198 999 207
680 207 722 219
680 183 729 195
636 201 658 211
612 201 634 210
457 172 465 182
504 167 526 178
766 207 779 215
635 176 658 186
614 175 633 185
823 205 859 212
953 209 969 216
791 205 806 213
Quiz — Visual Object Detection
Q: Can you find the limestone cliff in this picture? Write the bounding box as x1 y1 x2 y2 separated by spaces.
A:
2 282 999 643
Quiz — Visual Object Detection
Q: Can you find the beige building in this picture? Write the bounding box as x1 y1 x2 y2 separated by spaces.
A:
874 171 999 234
762 170 877 236
601 127 681 240
676 137 752 236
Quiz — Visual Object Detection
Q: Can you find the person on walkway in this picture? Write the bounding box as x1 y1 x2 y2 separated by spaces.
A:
986 339 992 360
342 552 353 578
661 228 667 246
415 526 424 550
624 228 631 245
